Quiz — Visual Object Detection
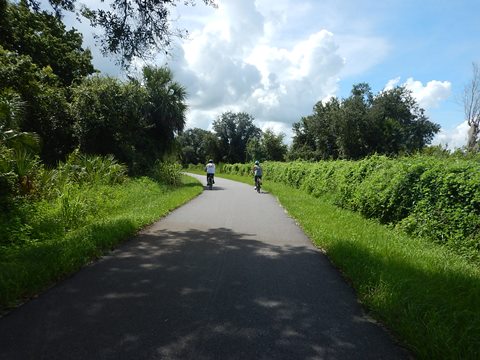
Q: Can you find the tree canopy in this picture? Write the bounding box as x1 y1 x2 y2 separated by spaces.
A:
0 1 95 86
246 129 287 162
176 128 218 166
21 0 217 67
212 111 262 164
71 67 188 174
290 83 440 160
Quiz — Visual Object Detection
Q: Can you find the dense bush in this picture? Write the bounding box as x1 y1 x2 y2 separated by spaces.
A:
221 156 480 262
0 151 129 246
150 161 182 186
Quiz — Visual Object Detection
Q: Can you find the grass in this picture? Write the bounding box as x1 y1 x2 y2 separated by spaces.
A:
213 172 480 360
0 175 202 312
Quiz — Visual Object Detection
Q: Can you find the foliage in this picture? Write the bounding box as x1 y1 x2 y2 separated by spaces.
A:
0 150 129 246
222 156 480 263
176 128 218 165
212 111 261 164
53 150 128 188
0 89 40 154
0 144 17 210
0 1 95 86
20 0 216 68
70 75 145 170
149 161 182 186
246 128 287 162
0 46 73 164
71 67 187 174
0 175 202 310
263 180 480 360
290 83 440 160
142 66 188 159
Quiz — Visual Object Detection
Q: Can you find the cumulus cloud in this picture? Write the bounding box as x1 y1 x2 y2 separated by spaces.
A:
433 121 469 150
165 0 346 132
384 77 463 148
384 77 451 110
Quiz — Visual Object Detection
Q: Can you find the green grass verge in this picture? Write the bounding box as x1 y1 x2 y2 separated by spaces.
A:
0 175 202 312
214 172 480 360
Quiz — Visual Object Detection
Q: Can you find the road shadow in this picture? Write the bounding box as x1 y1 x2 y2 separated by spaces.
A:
0 227 411 360
202 186 226 191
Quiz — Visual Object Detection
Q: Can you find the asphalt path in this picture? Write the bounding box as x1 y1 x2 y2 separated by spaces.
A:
0 174 411 360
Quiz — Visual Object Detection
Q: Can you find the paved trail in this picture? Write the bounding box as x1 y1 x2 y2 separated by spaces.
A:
0 174 410 359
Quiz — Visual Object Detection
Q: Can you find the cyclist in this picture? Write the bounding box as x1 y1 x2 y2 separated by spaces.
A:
205 159 215 185
252 160 262 190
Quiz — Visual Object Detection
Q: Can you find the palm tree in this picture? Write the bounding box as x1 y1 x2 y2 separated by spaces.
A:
142 66 187 156
0 90 41 194
0 90 40 153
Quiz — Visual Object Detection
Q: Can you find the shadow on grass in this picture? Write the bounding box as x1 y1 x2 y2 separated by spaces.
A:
0 218 139 312
326 240 480 360
0 227 410 359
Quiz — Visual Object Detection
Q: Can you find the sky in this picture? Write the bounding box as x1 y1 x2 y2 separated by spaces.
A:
64 0 480 148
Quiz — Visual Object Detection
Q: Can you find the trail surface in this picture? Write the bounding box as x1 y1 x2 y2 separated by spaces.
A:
0 174 410 359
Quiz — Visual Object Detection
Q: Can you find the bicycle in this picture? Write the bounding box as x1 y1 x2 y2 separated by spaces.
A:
255 177 261 193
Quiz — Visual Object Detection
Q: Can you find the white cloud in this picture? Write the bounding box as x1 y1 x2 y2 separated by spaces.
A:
384 77 451 110
165 0 346 135
403 78 452 109
384 77 401 90
59 0 401 140
383 77 463 148
433 121 469 150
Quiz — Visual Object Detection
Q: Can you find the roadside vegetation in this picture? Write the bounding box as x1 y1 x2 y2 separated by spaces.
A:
221 155 480 264
1 1 204 311
0 153 202 311
213 159 480 360
3 1 480 357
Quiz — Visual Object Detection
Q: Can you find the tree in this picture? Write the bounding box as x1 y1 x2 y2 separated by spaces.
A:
463 62 480 152
23 0 217 67
290 83 440 160
142 66 187 157
1 1 95 86
246 137 266 163
370 86 440 155
262 129 288 161
289 97 341 160
0 89 40 153
176 128 218 165
247 129 287 162
0 46 73 164
71 75 146 170
71 66 188 174
212 111 261 163
336 83 372 159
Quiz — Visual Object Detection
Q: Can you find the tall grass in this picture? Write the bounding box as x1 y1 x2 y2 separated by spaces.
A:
0 175 202 311
216 172 480 359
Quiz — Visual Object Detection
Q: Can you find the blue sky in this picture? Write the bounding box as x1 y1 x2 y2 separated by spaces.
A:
68 0 480 148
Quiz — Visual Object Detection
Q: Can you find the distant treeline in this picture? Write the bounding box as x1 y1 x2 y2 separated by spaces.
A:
178 83 442 166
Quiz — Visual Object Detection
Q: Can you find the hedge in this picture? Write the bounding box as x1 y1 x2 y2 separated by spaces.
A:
221 155 480 263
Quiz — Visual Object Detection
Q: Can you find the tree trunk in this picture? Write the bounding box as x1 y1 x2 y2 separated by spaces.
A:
467 123 479 151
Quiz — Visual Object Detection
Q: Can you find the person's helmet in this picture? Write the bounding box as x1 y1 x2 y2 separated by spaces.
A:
255 160 259 165
209 159 213 163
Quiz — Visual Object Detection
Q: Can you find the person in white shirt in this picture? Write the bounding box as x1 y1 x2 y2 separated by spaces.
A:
205 159 215 185
252 160 262 190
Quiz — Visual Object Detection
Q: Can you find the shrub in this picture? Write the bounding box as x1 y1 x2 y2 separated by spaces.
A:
150 161 182 186
221 156 480 263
